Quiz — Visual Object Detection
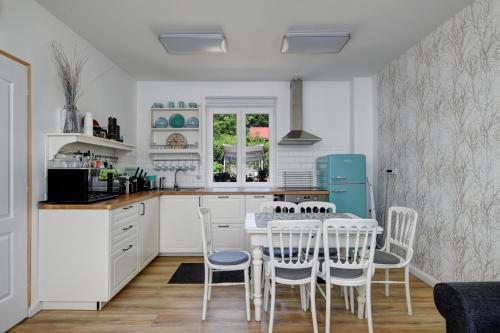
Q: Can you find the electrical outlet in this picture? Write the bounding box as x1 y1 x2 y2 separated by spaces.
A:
386 168 399 175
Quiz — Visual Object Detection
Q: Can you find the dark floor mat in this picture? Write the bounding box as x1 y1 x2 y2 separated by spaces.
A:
168 263 247 284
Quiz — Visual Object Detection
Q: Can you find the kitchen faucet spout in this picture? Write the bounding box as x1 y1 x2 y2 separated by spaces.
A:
174 168 184 191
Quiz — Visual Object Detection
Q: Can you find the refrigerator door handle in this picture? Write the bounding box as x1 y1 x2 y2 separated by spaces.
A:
332 176 346 179
332 189 347 193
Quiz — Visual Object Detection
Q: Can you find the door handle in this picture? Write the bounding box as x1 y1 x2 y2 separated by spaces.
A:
332 189 347 193
217 196 229 199
141 202 145 216
122 225 134 231
253 195 265 198
122 244 133 252
333 176 346 179
217 225 230 228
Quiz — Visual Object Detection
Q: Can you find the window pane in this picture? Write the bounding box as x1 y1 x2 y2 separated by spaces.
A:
213 114 237 183
245 114 269 182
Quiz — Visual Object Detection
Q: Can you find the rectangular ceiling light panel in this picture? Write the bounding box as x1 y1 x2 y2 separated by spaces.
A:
281 32 350 54
159 33 227 54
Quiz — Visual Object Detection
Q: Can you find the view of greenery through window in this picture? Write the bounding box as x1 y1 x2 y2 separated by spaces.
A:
212 113 269 183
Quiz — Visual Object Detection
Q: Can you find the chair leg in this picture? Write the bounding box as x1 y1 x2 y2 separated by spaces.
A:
268 280 276 333
385 269 389 297
244 268 251 321
208 268 213 301
349 287 355 314
405 266 413 316
344 286 349 310
366 282 373 333
325 282 331 333
310 282 318 333
202 267 209 320
300 285 306 311
264 276 270 312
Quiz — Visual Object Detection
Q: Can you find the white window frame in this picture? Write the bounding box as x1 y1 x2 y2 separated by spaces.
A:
206 97 276 187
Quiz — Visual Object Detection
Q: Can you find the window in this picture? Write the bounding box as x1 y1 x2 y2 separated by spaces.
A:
207 98 275 186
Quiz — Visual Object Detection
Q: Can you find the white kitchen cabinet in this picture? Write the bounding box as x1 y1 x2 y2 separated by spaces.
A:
39 198 160 310
139 197 159 269
160 195 202 253
201 195 245 250
245 194 274 213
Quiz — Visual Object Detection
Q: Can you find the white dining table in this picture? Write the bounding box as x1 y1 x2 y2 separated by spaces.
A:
244 212 384 322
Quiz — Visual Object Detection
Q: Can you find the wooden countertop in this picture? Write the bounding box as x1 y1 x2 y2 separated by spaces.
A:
38 187 329 210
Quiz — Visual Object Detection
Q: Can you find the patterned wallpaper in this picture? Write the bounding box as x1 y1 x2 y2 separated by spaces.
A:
377 0 500 281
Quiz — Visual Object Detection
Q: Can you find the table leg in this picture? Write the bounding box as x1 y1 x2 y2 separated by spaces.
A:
356 286 366 319
252 246 263 321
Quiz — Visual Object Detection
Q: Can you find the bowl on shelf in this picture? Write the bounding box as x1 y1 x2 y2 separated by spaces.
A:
188 102 198 108
152 102 163 108
186 116 199 128
154 116 169 128
169 114 185 128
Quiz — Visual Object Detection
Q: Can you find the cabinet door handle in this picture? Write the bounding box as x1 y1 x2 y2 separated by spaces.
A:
332 189 347 193
122 225 134 231
217 225 230 228
253 195 265 198
333 176 346 179
122 244 133 252
141 202 145 216
217 196 229 199
122 206 129 210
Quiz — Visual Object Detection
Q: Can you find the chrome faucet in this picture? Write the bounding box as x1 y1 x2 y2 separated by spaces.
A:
174 168 184 191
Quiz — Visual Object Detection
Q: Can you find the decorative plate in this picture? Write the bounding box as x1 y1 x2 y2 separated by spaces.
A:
154 116 168 128
186 116 199 128
166 133 186 147
169 113 185 128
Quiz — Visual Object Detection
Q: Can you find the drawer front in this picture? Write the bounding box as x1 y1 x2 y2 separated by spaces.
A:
110 236 138 296
245 195 274 213
111 220 138 253
211 224 245 251
202 195 245 219
111 204 140 230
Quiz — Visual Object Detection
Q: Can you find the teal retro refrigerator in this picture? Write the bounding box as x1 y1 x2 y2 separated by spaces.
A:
317 154 367 218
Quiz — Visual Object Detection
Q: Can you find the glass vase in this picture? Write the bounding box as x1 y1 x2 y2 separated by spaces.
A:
61 105 81 133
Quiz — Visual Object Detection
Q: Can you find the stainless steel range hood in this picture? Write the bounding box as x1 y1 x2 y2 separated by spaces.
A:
279 78 322 145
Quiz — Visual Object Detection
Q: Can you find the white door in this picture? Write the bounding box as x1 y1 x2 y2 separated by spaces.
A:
0 54 28 332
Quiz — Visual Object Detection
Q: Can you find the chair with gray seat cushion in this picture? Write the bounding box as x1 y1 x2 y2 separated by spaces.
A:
263 219 322 333
371 207 418 316
198 207 251 321
318 218 379 333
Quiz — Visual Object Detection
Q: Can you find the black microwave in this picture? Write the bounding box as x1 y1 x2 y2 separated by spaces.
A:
47 168 119 203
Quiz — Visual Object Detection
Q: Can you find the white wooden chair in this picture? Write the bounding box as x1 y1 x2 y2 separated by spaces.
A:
263 219 322 333
259 201 298 213
371 206 418 315
198 207 251 321
298 201 336 213
318 218 378 333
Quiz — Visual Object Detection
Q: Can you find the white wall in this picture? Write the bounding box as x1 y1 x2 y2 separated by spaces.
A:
137 81 356 187
0 0 137 309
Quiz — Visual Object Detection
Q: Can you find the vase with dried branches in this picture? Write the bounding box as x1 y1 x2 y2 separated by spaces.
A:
51 41 88 133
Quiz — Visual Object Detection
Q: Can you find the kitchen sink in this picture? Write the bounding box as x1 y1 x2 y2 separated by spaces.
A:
161 188 201 192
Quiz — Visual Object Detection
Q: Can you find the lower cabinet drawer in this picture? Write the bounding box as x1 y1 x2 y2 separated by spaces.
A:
110 236 138 296
211 224 245 250
111 221 138 253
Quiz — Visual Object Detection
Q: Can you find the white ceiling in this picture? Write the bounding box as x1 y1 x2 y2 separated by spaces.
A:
36 0 474 81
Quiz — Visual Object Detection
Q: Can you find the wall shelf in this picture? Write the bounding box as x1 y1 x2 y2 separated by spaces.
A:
151 127 199 131
46 133 135 160
151 108 200 112
149 149 200 155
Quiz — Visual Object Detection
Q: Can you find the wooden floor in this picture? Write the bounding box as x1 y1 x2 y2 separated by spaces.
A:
11 257 444 333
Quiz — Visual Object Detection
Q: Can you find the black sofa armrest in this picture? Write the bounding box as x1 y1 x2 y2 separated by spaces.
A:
434 282 500 333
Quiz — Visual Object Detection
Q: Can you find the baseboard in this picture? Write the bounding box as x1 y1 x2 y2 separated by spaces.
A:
159 252 203 256
42 301 98 310
410 265 439 287
28 301 42 317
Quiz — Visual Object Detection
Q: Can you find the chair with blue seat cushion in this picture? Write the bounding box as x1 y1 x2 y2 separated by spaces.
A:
198 207 251 321
434 282 500 333
318 218 379 333
371 206 418 316
263 219 322 333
